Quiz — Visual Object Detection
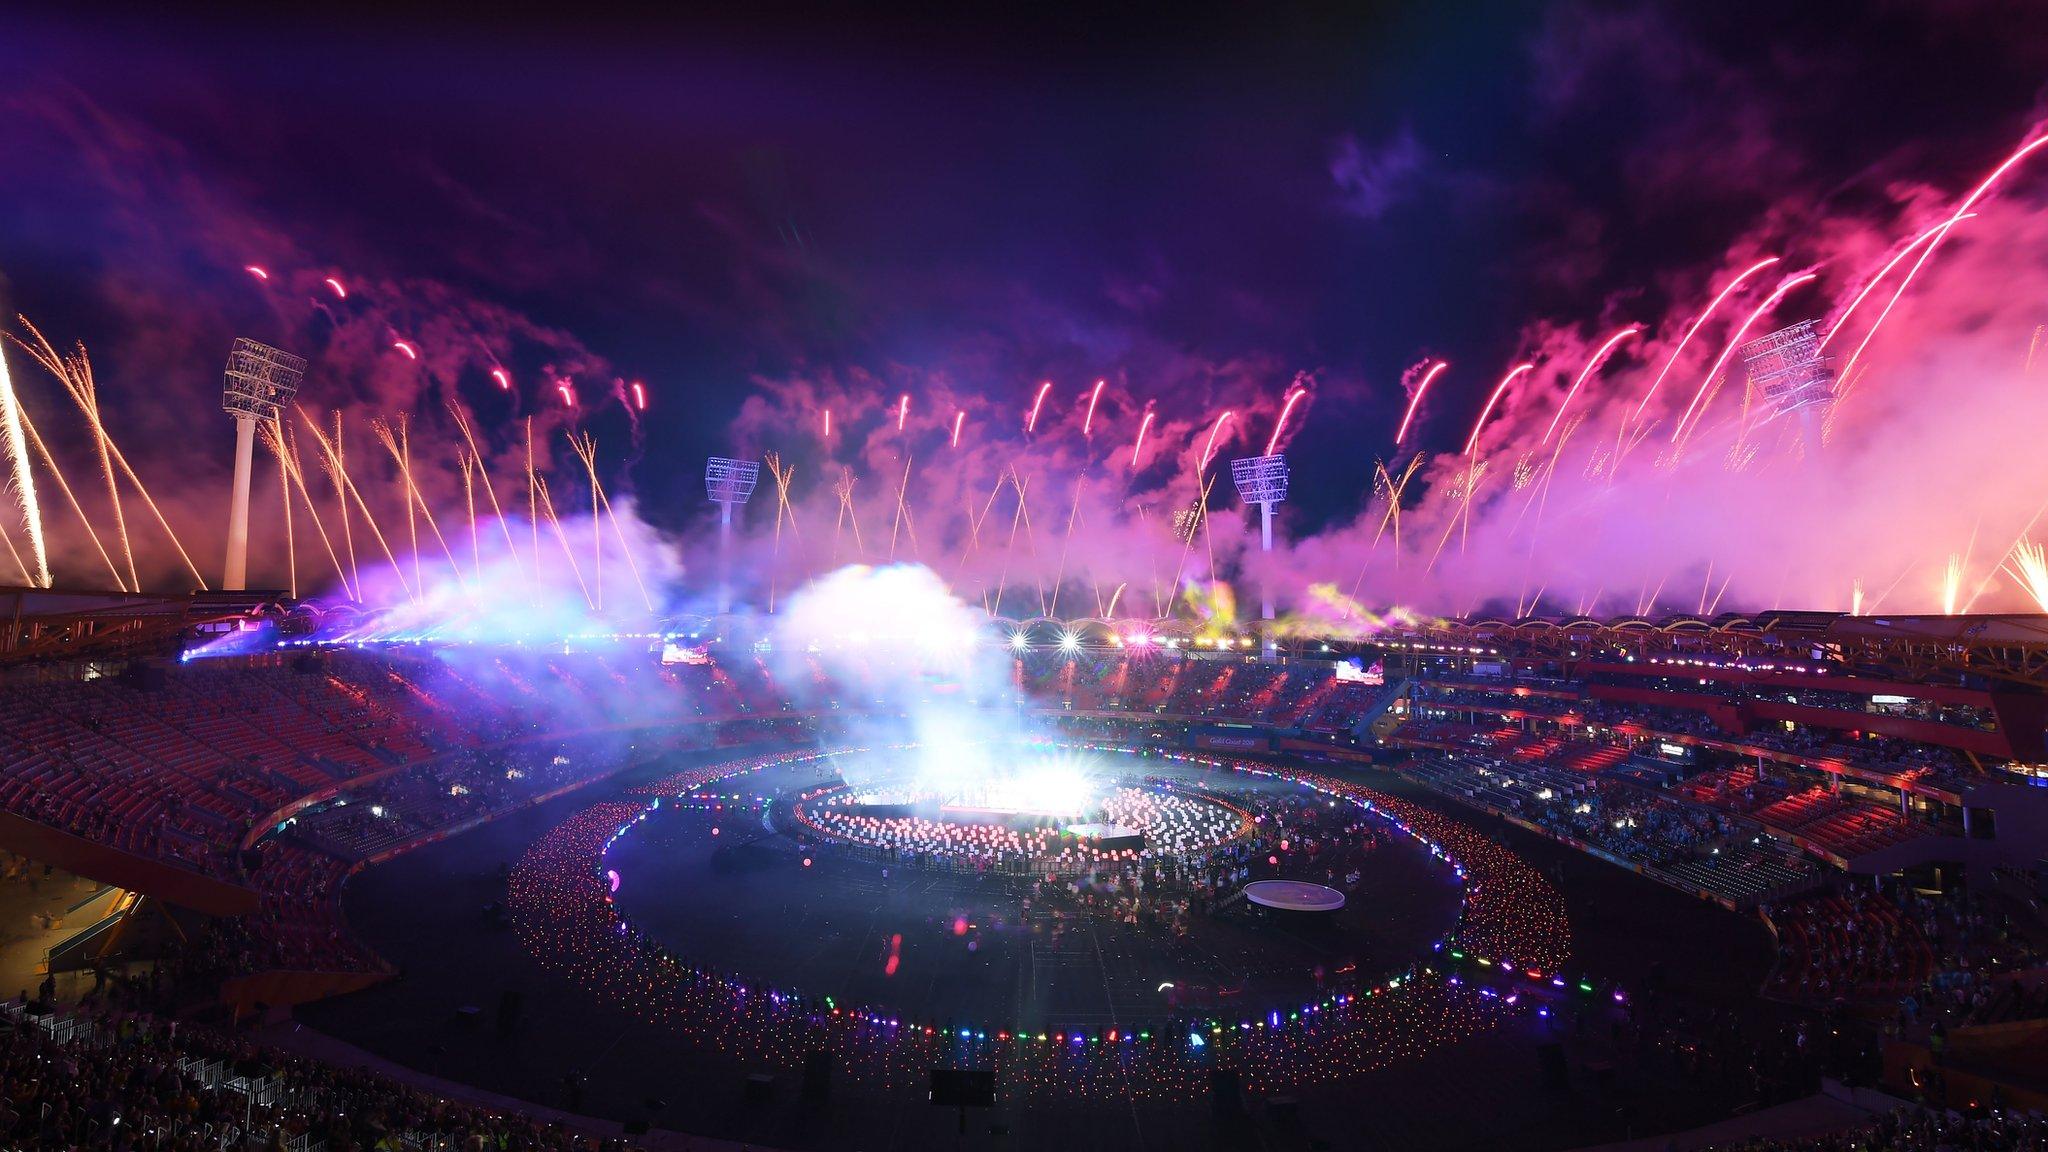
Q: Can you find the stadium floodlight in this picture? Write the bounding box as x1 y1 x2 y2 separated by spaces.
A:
221 339 306 591
1739 320 1835 455
1229 453 1289 626
706 457 761 615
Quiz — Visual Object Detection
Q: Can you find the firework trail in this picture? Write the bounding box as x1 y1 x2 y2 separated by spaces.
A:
260 420 355 601
567 430 602 609
822 408 832 439
1851 577 1865 616
1197 411 1236 473
276 419 296 597
1265 384 1308 457
372 417 424 590
2029 326 2045 376
1630 257 1781 426
10 329 135 589
766 452 802 613
448 405 523 583
953 472 1006 588
1836 133 2048 383
1463 363 1533 456
1671 273 1818 448
1394 361 1447 448
272 420 355 598
1544 326 1639 444
0 341 48 586
896 393 910 432
1105 581 1127 618
950 409 965 448
13 319 207 589
1130 405 1156 467
15 398 125 588
1818 216 1975 353
531 473 594 609
0 512 28 585
1049 472 1086 617
297 408 410 600
244 266 269 281
526 417 540 598
330 411 359 595
2002 540 2048 613
569 430 654 613
491 367 512 391
887 455 918 559
992 471 1031 615
1942 552 1965 616
830 468 865 563
1025 382 1052 433
392 340 418 360
1082 379 1106 436
460 451 479 576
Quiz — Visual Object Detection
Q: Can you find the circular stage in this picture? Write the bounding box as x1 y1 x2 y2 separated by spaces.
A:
429 739 1599 1120
1243 878 1347 912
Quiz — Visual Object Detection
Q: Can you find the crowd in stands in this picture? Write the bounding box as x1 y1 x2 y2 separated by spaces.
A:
1423 676 1980 789
1400 749 1820 907
1013 651 1398 735
0 997 645 1152
1699 1107 2048 1150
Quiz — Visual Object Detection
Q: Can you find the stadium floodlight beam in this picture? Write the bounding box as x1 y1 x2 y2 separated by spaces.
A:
706 456 761 615
221 339 306 591
1229 453 1289 626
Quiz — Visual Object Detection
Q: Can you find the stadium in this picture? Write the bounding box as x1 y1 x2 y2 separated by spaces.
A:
3 586 2046 1150
6 7 2048 1152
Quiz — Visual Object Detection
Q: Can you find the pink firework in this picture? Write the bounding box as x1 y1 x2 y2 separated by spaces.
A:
1832 133 2048 379
1544 326 1641 444
1197 410 1236 472
1818 215 1975 352
557 380 577 408
391 340 418 360
1130 407 1156 467
1632 256 1780 423
1464 363 1534 457
822 408 832 438
490 367 511 390
324 277 348 299
1025 381 1052 432
631 381 648 411
1082 379 1106 436
1394 360 1446 447
244 265 269 281
1265 386 1308 457
896 393 909 431
1671 272 1817 443
950 409 965 447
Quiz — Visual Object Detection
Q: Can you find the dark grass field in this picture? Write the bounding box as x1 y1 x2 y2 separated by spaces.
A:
303 748 1788 1152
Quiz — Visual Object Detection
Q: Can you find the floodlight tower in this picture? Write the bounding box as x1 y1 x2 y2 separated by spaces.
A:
1229 453 1289 626
1740 320 1836 453
221 339 306 591
705 456 760 615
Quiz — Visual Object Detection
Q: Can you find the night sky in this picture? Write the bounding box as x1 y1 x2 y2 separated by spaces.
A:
4 3 2048 613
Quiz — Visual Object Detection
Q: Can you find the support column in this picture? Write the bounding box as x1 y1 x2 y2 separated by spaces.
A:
224 414 256 591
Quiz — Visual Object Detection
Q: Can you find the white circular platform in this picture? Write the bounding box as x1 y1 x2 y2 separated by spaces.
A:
1242 879 1346 912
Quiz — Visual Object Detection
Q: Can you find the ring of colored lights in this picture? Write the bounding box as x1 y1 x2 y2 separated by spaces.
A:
506 741 1596 1101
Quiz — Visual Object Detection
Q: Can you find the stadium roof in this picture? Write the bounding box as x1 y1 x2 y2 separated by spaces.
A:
0 585 285 667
